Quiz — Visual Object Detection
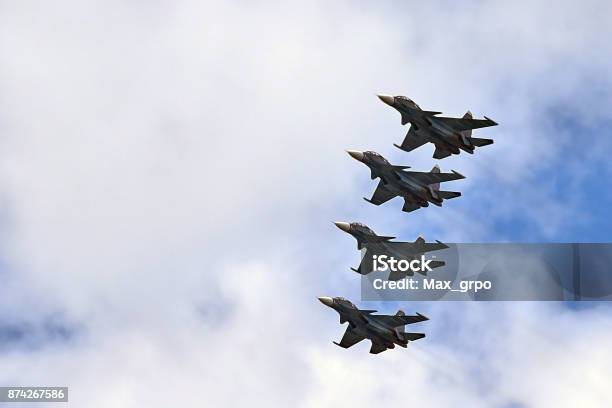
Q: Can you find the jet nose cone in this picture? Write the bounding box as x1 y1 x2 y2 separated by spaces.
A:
377 94 395 106
346 150 364 162
334 222 351 233
318 296 334 307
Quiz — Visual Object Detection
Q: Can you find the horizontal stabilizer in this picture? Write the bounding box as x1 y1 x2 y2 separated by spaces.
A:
484 116 497 125
403 332 426 341
451 170 465 178
430 260 445 269
471 137 494 147
403 168 465 185
438 191 461 200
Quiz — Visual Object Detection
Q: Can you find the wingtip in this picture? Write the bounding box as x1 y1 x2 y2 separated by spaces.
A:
484 116 498 126
416 312 429 321
452 170 466 179
435 240 449 248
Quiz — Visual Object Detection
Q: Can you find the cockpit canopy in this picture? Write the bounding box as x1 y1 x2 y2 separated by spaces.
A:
364 151 390 165
395 95 420 109
335 297 356 308
352 222 375 235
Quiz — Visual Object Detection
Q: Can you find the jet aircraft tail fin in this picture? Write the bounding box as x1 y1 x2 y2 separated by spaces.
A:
396 310 406 333
430 165 441 191
471 137 494 147
403 332 426 341
437 191 461 200
461 111 473 138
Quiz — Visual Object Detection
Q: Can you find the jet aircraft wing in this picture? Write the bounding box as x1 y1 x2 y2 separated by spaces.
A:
365 181 396 205
394 125 428 152
384 240 449 254
433 116 497 131
354 246 378 275
333 326 366 349
403 170 465 185
372 313 429 327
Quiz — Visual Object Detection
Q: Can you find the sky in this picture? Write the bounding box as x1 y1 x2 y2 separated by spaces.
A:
0 0 611 407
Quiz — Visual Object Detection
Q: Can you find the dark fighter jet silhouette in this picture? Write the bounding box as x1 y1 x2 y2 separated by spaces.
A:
334 221 447 280
318 296 428 354
378 94 497 159
347 150 465 213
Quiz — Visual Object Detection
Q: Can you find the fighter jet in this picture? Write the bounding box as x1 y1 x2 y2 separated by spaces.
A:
347 150 465 212
318 296 428 354
334 221 447 280
377 94 497 159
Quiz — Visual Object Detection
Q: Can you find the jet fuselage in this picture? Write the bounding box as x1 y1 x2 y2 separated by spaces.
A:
327 298 406 348
366 158 441 206
396 104 469 154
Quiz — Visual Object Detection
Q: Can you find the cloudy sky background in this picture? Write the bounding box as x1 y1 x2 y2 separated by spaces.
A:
0 0 611 406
